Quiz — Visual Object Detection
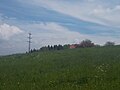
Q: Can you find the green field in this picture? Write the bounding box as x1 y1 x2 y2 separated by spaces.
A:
0 46 120 90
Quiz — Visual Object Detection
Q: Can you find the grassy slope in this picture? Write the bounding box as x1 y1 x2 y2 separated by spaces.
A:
0 46 120 90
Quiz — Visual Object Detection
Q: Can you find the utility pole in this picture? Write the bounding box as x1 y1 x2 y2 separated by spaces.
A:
28 33 32 53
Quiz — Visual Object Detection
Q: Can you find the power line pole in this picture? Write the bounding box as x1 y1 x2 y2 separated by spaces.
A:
28 33 32 53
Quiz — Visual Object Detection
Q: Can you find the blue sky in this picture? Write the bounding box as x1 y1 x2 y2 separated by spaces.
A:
0 0 120 55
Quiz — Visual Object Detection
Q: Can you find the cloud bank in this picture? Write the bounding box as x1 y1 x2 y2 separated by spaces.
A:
19 0 120 27
0 23 23 40
23 22 120 47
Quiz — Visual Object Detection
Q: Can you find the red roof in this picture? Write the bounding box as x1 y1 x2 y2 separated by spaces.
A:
69 45 76 49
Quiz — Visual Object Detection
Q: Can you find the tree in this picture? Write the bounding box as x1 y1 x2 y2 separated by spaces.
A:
104 41 115 46
40 46 49 51
48 45 51 50
57 45 63 50
53 45 58 50
50 46 54 50
80 39 94 48
63 44 70 49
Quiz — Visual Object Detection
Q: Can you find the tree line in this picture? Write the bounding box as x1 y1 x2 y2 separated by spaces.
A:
29 39 115 53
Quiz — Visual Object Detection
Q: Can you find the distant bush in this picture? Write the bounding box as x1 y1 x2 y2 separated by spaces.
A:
104 41 115 46
95 44 101 47
63 44 70 49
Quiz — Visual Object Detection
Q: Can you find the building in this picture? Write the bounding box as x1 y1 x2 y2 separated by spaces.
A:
69 44 77 49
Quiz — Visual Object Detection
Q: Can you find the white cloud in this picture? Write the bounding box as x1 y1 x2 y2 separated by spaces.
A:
24 22 85 46
91 5 120 27
0 23 24 40
18 0 120 27
23 22 120 47
30 22 81 36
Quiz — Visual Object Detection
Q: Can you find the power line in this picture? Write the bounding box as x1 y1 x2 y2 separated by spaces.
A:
27 33 32 53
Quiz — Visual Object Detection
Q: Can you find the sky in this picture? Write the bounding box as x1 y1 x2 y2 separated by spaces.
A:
0 0 120 55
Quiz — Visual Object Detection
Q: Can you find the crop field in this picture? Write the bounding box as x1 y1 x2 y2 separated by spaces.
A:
0 46 120 90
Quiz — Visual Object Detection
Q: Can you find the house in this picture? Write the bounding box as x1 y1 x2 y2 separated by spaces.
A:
69 44 77 49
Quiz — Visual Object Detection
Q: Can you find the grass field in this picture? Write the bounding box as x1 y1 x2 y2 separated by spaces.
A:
0 46 120 90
